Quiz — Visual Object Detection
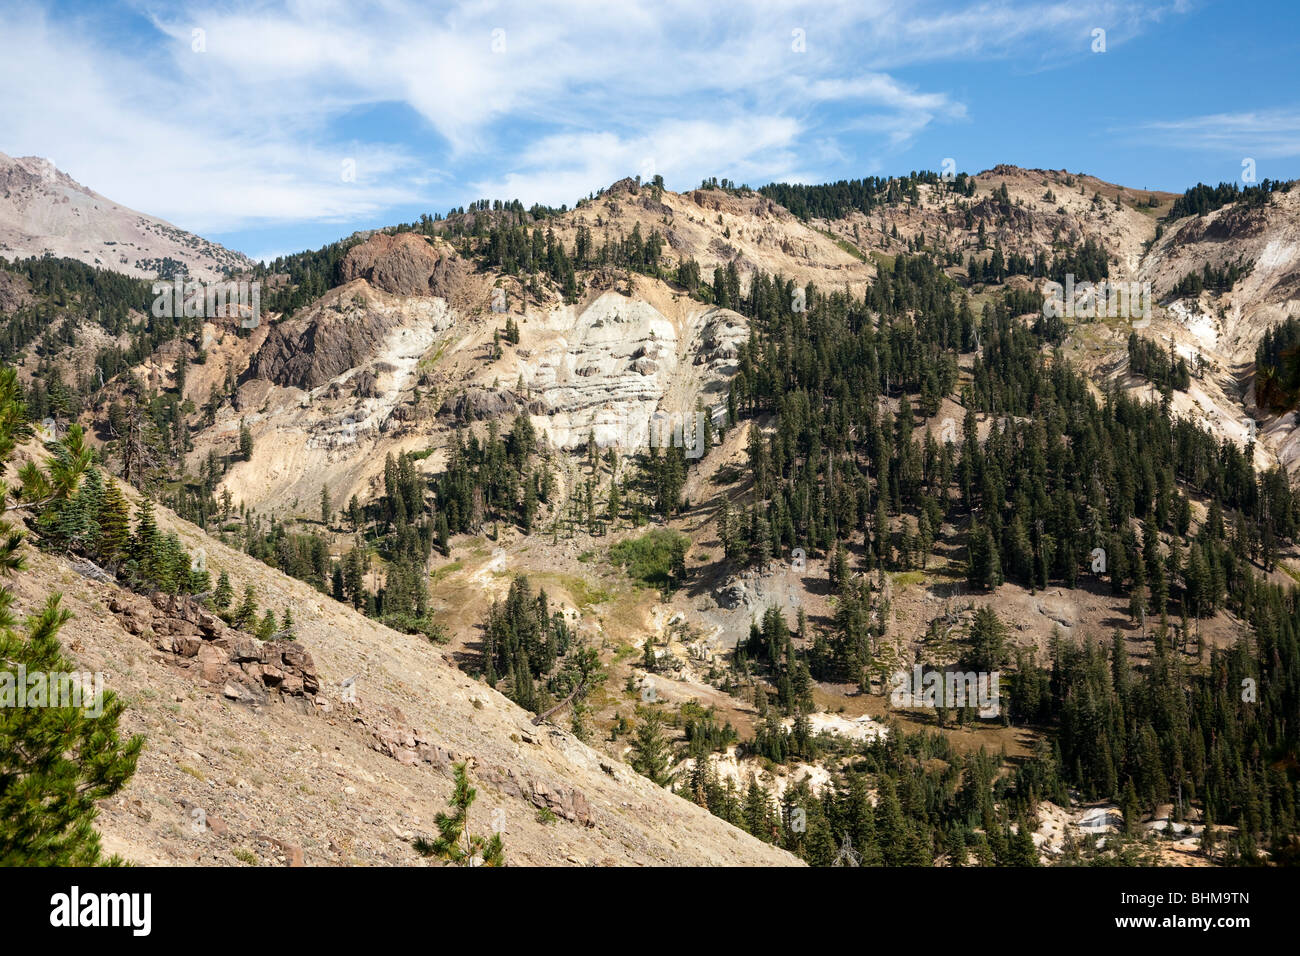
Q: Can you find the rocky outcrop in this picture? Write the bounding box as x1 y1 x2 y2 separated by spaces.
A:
109 591 321 706
359 708 463 769
456 292 746 453
247 305 399 391
514 293 682 450
440 386 524 422
695 308 747 369
1174 202 1271 245
340 232 469 299
484 766 595 828
714 582 746 610
0 269 30 313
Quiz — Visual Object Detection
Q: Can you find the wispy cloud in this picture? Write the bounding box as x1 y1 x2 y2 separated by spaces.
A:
471 117 811 205
0 0 1188 241
1140 110 1300 159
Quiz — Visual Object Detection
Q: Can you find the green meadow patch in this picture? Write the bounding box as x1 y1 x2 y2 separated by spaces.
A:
610 529 690 591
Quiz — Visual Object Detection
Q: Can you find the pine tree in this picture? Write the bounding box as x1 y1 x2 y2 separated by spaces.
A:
1009 816 1040 865
233 585 258 630
0 368 143 864
257 608 277 641
830 541 849 592
435 512 450 555
95 478 131 568
1122 778 1141 834
874 778 909 866
743 776 776 842
154 532 189 594
49 469 100 553
238 419 254 461
630 709 675 787
967 522 1002 590
964 606 1007 672
1200 812 1217 861
0 597 144 865
1129 548 1148 632
412 761 505 866
129 498 161 589
213 570 233 610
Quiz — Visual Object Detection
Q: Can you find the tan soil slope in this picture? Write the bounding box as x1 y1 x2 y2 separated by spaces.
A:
7 476 798 867
541 177 877 295
815 164 1174 278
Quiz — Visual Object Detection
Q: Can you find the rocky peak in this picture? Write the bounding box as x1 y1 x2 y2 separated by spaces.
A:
339 232 469 299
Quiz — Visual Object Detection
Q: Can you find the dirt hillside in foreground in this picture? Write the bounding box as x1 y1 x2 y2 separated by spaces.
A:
7 466 798 867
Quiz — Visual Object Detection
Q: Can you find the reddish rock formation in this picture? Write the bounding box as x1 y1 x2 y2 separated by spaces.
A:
339 232 468 299
109 591 321 706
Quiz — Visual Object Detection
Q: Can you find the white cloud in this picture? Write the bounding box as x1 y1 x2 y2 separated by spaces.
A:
0 0 1186 240
0 9 430 232
471 116 808 205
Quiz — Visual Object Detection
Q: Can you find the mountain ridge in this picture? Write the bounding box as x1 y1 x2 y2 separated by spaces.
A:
0 152 251 281
5 160 1300 867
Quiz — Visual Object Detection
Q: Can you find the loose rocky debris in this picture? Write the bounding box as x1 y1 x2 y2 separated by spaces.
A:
482 765 595 828
109 591 321 708
175 796 307 867
354 704 595 827
246 832 306 867
354 703 462 769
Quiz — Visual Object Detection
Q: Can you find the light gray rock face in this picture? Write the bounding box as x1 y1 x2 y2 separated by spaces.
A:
510 292 748 452
441 386 525 422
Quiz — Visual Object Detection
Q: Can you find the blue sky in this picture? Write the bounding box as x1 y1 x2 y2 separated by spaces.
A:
2 0 1297 262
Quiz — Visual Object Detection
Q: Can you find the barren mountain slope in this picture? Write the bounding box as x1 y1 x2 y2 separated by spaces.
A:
181 232 752 516
0 152 250 280
542 176 876 295
6 450 797 867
